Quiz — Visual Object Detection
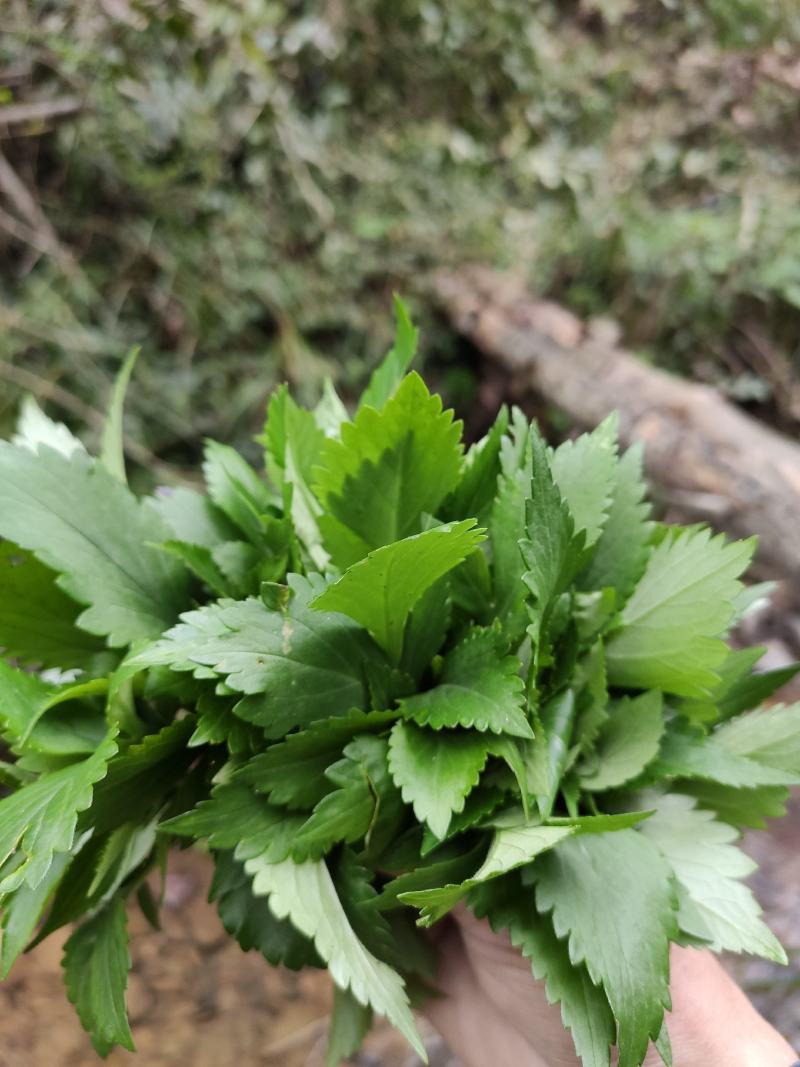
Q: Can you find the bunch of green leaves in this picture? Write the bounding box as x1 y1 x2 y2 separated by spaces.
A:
0 306 798 1066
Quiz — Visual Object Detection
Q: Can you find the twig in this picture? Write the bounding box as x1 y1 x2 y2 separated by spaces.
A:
0 147 83 280
0 96 82 129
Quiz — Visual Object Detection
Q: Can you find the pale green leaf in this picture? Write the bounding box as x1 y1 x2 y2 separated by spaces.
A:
210 851 319 970
0 732 117 892
579 692 664 792
488 467 528 641
606 528 754 698
533 830 675 1067
639 793 786 962
520 428 585 644
0 846 72 977
203 439 275 544
245 856 425 1059
13 396 85 458
656 723 798 787
550 415 618 549
0 443 188 646
579 444 652 601
713 702 800 774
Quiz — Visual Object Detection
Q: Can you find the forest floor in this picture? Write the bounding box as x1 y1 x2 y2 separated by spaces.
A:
0 798 798 1067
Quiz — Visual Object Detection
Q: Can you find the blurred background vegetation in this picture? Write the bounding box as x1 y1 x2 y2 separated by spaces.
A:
1 0 799 470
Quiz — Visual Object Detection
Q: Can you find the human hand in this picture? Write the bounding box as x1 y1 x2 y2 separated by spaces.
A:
425 906 796 1067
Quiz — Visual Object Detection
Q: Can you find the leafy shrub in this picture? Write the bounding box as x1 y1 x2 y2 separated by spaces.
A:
0 306 797 1065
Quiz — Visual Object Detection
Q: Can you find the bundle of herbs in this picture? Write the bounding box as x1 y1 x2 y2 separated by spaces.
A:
0 304 797 1067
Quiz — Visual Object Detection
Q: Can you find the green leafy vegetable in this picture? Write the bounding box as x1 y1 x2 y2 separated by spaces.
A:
0 309 794 1067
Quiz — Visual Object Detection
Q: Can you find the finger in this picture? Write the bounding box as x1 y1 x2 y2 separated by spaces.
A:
452 905 582 1066
424 919 550 1067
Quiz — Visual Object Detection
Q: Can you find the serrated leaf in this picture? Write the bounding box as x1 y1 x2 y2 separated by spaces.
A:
713 702 800 774
678 780 789 830
157 540 233 598
152 486 238 547
292 757 375 861
533 830 676 1067
162 782 298 865
639 793 786 962
480 874 615 1067
210 850 319 970
311 521 484 663
188 692 255 754
0 660 107 756
100 347 139 482
0 732 117 892
131 574 376 735
656 722 798 787
13 396 85 458
0 543 107 669
489 467 528 641
238 710 395 810
261 385 328 566
314 379 349 437
579 692 664 792
203 439 275 545
531 688 578 818
372 842 486 911
333 847 398 963
359 296 419 411
317 374 464 567
550 415 618 550
716 662 800 721
388 721 493 839
606 528 755 698
0 847 72 977
244 855 425 1059
62 895 134 1055
473 823 577 881
397 626 531 738
398 824 573 926
520 427 585 647
0 444 188 646
86 719 194 836
579 444 652 601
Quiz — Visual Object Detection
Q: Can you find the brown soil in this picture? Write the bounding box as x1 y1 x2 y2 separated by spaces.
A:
1 809 797 1067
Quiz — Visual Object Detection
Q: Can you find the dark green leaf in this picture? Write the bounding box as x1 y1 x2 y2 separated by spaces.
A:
62 895 134 1055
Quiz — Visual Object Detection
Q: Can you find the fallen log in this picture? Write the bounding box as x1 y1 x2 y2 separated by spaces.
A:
435 265 800 594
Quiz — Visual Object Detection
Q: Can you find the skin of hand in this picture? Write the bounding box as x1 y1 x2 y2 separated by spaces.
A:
425 906 796 1067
